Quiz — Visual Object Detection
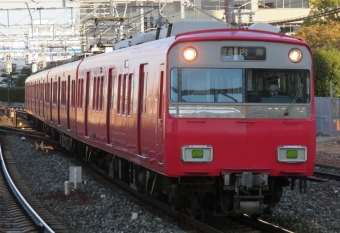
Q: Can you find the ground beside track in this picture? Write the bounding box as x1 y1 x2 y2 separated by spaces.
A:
316 134 340 167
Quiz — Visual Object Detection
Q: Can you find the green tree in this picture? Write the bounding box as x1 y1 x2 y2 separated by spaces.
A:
313 47 340 97
15 74 27 87
11 63 17 73
295 21 340 49
309 0 340 11
0 87 25 102
303 0 340 26
294 1 340 97
21 66 32 76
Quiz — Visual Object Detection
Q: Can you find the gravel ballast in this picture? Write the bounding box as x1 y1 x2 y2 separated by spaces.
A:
3 132 340 233
4 134 196 233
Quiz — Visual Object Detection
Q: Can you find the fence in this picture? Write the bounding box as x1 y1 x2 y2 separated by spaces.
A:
315 97 340 136
0 101 24 108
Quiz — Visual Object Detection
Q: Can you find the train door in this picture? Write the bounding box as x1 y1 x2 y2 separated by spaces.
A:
58 76 61 125
107 68 115 146
67 75 70 130
137 64 148 156
85 71 90 138
157 64 164 147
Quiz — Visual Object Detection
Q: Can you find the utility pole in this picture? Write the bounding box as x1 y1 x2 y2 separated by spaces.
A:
224 0 233 25
7 74 11 106
5 53 12 106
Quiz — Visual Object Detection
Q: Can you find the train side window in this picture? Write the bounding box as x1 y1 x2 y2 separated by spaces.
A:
45 83 48 103
46 83 50 103
70 81 73 108
78 79 84 109
61 81 66 106
122 74 127 115
71 80 75 108
34 82 36 112
70 80 74 108
52 82 57 104
93 77 97 110
138 64 148 114
73 80 76 108
127 74 133 115
96 76 100 111
99 76 104 111
117 74 122 114
108 68 115 110
61 82 63 106
81 79 84 108
40 82 43 102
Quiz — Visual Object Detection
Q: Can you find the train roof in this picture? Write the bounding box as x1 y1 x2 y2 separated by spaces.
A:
175 28 307 46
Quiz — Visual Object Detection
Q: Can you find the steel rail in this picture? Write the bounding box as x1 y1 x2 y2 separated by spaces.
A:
83 157 292 233
0 114 293 233
315 163 340 170
313 171 340 181
0 143 55 233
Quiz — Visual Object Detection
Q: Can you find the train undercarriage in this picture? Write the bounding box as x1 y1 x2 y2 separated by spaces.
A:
33 118 306 218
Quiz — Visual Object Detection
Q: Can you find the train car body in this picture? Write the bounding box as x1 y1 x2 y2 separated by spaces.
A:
25 20 315 217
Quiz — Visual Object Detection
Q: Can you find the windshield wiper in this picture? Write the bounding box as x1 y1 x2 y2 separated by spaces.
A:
284 84 303 116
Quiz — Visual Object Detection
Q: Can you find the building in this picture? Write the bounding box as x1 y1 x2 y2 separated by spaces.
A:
0 0 311 73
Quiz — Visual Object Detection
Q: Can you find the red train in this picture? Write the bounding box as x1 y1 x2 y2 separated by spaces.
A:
25 20 315 217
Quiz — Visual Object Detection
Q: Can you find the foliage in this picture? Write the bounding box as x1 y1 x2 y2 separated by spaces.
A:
313 48 340 97
0 87 25 103
15 74 27 87
295 1 340 97
295 21 340 49
21 67 32 76
303 0 340 26
309 0 340 11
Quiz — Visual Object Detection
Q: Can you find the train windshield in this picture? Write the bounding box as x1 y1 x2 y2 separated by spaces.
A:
170 68 310 104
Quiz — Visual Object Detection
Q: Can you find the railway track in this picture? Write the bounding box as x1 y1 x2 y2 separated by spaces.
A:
0 112 292 233
308 164 340 186
0 135 68 233
83 158 293 233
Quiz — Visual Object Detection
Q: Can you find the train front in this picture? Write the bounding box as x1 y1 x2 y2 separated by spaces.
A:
164 29 315 216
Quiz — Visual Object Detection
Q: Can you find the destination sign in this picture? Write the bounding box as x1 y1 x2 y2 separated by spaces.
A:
221 47 266 61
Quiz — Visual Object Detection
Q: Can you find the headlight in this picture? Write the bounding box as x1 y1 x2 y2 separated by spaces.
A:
288 49 302 63
183 47 197 62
